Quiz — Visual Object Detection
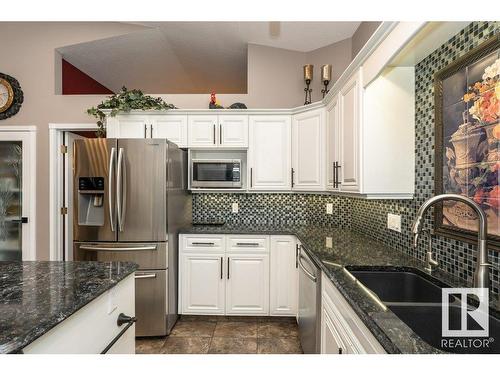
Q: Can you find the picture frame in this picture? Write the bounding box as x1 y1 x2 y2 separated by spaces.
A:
434 34 500 250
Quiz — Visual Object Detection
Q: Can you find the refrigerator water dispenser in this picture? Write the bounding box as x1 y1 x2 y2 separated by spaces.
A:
78 177 105 226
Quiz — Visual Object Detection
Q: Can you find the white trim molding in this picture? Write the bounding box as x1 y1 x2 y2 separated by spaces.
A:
49 123 97 261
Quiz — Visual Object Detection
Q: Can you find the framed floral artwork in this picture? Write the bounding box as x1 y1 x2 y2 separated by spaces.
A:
435 34 500 249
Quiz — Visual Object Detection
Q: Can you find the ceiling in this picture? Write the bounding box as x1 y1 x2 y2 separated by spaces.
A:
57 22 361 94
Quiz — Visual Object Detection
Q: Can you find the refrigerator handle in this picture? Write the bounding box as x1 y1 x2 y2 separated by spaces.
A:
117 148 127 232
109 147 116 232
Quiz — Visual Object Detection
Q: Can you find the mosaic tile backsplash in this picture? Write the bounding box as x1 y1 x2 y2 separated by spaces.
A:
193 22 500 297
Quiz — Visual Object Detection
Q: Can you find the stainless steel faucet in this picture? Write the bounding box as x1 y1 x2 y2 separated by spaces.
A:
421 229 439 273
411 194 490 289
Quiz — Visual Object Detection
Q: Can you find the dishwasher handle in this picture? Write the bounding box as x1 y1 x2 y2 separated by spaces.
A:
298 254 317 282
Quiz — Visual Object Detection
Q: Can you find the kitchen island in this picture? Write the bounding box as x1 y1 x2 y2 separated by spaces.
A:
0 261 137 354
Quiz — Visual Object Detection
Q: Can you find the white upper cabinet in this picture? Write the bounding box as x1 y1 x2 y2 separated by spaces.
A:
219 115 248 147
188 115 218 147
325 96 340 191
107 115 150 138
151 115 188 147
188 114 248 148
248 115 291 191
292 108 325 191
338 69 362 192
106 114 187 148
270 235 298 316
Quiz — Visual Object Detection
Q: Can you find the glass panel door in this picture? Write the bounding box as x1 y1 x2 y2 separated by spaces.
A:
0 141 22 261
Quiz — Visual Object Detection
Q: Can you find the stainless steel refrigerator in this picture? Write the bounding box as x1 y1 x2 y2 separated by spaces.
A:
72 138 191 336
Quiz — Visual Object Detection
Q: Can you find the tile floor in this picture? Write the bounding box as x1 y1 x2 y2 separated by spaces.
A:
136 315 303 354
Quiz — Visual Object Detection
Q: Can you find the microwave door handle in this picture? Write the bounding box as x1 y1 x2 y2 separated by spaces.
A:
108 147 116 232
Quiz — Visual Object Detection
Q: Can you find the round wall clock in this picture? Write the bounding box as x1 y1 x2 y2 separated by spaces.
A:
0 73 23 120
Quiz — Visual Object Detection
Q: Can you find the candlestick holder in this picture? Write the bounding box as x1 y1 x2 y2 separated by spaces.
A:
304 79 312 105
321 80 330 98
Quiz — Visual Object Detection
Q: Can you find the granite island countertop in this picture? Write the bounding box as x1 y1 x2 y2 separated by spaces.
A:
0 261 138 354
180 224 500 354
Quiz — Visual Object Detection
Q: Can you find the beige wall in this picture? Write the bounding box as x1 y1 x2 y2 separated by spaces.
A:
308 38 352 102
0 22 369 259
352 21 381 59
161 44 307 109
0 22 148 260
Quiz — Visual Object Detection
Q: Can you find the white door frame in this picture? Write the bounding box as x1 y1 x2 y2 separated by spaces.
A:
0 126 37 260
49 123 97 261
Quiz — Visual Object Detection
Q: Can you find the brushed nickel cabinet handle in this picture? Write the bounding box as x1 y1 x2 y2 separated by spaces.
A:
191 242 215 246
220 257 223 279
235 242 259 247
227 257 230 279
295 244 299 269
213 124 216 144
135 273 157 279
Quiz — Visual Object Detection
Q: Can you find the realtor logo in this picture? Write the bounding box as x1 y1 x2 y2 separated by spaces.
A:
442 288 489 337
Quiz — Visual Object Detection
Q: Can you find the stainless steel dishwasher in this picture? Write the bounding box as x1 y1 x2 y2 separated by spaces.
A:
298 245 321 354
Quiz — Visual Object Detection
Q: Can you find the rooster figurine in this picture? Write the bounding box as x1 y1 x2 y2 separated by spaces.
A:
209 92 224 109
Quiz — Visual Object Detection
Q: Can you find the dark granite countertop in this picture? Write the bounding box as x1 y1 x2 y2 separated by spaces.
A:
180 224 499 354
0 261 138 354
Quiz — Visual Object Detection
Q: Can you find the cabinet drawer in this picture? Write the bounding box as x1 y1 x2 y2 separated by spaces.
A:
183 235 224 252
24 274 135 354
227 235 269 252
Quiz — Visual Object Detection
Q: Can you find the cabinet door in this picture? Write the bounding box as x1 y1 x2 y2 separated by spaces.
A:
248 115 291 190
188 115 218 147
151 115 187 147
114 115 149 138
339 70 362 192
292 109 325 190
226 253 270 315
219 115 248 147
321 302 347 354
326 96 340 191
270 236 298 316
180 253 225 315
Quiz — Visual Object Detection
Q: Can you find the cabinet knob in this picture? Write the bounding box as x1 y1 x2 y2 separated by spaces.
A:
117 313 137 327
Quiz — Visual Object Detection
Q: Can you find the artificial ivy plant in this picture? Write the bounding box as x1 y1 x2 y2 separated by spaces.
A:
87 87 176 137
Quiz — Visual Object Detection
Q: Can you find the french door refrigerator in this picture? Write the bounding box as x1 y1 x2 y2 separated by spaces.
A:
72 138 191 336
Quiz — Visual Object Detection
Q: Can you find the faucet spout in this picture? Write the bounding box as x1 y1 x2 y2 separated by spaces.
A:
412 194 489 289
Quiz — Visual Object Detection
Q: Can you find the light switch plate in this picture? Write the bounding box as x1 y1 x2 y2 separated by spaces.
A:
387 213 402 233
326 203 333 215
232 202 239 214
325 236 333 248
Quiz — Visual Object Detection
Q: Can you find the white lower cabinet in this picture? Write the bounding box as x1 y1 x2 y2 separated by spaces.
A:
320 273 385 354
270 235 298 316
180 253 225 314
226 253 269 315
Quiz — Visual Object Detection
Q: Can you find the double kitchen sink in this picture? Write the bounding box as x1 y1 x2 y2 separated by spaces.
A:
345 267 500 354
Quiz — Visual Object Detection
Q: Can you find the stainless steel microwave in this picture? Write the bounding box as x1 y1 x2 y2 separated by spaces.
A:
191 159 242 188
